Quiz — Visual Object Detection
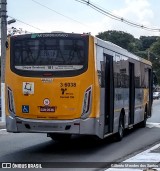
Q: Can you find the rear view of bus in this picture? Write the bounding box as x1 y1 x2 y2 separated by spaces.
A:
5 33 98 140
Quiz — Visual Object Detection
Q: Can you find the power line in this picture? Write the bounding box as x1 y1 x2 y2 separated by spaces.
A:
8 15 46 32
31 0 89 28
75 0 160 32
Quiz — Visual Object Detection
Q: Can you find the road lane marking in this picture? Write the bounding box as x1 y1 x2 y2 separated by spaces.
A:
147 122 160 128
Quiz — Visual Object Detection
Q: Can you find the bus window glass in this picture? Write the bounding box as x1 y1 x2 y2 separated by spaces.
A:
141 64 149 88
140 63 146 88
145 66 149 88
134 61 141 88
120 56 129 88
96 46 104 87
114 54 121 88
11 35 88 77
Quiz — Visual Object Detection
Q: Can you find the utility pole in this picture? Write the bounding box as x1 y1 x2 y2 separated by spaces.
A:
0 0 7 123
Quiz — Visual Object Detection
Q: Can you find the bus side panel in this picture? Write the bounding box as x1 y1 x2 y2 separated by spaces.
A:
134 88 144 124
79 36 101 136
94 44 105 138
134 61 144 124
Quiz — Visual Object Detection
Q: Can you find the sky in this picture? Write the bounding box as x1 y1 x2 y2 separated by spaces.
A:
6 0 160 38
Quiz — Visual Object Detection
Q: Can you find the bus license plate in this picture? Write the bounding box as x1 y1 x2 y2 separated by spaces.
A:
40 106 55 112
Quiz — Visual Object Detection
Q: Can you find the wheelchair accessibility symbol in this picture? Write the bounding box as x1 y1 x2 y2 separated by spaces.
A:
22 105 29 113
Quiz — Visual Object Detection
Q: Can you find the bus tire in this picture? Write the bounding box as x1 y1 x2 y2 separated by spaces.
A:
140 106 147 128
49 133 72 142
116 114 124 141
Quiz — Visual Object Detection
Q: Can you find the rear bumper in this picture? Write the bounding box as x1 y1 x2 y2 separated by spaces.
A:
6 115 100 136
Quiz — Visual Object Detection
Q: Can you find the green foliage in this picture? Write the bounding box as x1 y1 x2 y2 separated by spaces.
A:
150 38 160 55
97 30 134 51
134 51 148 59
140 36 159 51
97 30 142 53
96 30 160 84
149 39 160 83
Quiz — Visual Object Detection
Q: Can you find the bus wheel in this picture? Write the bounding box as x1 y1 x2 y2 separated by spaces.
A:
49 133 72 142
140 107 147 128
116 115 124 141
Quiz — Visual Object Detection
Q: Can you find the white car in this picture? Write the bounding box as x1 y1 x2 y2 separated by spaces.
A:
153 92 160 100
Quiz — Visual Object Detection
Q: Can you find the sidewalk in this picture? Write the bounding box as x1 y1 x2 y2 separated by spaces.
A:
106 143 160 171
0 118 6 129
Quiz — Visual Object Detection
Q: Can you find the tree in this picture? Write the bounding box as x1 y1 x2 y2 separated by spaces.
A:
97 30 160 84
149 39 160 83
150 38 160 56
96 30 141 53
140 36 159 51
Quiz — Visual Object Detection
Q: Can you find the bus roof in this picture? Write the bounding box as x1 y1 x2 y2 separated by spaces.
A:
94 36 152 66
9 32 151 66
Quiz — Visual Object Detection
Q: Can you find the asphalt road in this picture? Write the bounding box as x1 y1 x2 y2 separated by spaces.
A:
0 100 160 170
148 99 160 123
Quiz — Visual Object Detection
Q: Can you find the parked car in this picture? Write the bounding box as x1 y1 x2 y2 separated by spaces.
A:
153 92 160 100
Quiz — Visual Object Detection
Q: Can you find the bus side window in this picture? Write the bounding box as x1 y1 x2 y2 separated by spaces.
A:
100 61 105 87
96 46 104 87
140 63 146 88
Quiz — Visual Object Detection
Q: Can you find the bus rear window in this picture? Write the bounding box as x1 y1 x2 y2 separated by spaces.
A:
10 34 88 77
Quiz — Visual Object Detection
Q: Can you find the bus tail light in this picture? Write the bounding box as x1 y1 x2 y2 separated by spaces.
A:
81 86 92 119
7 87 15 115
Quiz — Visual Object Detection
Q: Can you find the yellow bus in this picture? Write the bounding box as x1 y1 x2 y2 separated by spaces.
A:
5 33 153 141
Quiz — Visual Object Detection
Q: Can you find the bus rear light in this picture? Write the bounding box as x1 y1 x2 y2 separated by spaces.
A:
7 87 15 115
81 86 92 119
